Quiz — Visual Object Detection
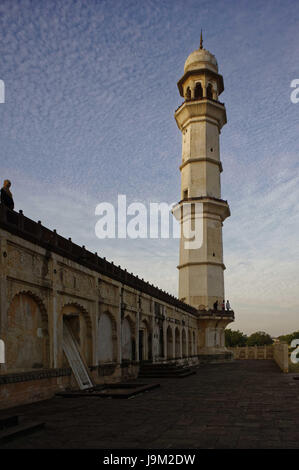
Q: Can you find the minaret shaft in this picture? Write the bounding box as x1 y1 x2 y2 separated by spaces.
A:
175 50 230 311
180 119 221 199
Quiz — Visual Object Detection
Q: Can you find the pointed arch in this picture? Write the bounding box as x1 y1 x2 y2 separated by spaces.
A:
11 290 48 323
185 86 191 101
60 301 92 329
194 82 203 99
6 291 49 371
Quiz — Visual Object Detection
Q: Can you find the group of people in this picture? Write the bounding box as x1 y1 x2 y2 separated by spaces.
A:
0 179 14 210
213 299 231 311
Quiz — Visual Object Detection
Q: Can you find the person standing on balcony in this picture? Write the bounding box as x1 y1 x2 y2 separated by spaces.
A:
226 300 231 311
1 179 14 210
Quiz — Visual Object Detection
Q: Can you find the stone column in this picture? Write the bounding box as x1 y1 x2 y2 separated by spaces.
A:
172 326 175 360
202 78 207 97
94 276 100 366
151 300 155 363
179 327 183 359
191 84 195 99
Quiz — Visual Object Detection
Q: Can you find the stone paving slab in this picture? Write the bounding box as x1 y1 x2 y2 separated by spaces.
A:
0 360 298 449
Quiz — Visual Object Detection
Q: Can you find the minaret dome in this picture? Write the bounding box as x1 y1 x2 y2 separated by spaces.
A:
184 48 218 74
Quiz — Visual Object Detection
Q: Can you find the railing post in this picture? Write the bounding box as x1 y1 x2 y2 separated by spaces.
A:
18 209 24 231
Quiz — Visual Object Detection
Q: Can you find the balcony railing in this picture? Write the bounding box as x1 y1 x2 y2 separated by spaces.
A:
197 309 235 319
175 97 225 113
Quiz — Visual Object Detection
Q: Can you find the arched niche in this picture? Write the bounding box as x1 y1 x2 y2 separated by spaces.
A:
194 82 203 99
6 292 49 372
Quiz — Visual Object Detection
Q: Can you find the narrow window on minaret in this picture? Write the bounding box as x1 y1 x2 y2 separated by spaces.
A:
194 83 203 99
183 189 188 200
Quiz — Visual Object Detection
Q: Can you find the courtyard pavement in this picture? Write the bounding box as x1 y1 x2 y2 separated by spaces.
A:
1 360 299 449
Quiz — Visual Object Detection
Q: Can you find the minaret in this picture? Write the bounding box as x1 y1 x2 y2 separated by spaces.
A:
174 37 230 311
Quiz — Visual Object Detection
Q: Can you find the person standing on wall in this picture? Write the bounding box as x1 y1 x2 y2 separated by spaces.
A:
1 179 14 210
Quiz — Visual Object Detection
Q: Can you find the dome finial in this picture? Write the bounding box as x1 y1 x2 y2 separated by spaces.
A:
200 29 203 49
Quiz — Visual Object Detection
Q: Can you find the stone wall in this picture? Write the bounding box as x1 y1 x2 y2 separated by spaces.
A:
0 369 72 410
228 346 274 360
273 343 289 373
228 344 289 373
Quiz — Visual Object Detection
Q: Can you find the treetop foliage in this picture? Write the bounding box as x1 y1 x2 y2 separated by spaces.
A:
225 329 276 347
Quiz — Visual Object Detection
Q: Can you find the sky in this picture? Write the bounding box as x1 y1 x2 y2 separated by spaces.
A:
0 0 299 336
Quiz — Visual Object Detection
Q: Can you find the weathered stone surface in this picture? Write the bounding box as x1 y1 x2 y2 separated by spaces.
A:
0 361 298 449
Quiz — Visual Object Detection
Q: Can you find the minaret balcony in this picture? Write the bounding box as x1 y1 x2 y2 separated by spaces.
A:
173 196 230 222
197 309 235 321
175 96 224 113
175 98 227 130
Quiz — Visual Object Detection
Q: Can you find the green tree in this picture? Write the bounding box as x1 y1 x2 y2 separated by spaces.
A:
247 331 273 347
278 331 299 345
225 329 247 347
